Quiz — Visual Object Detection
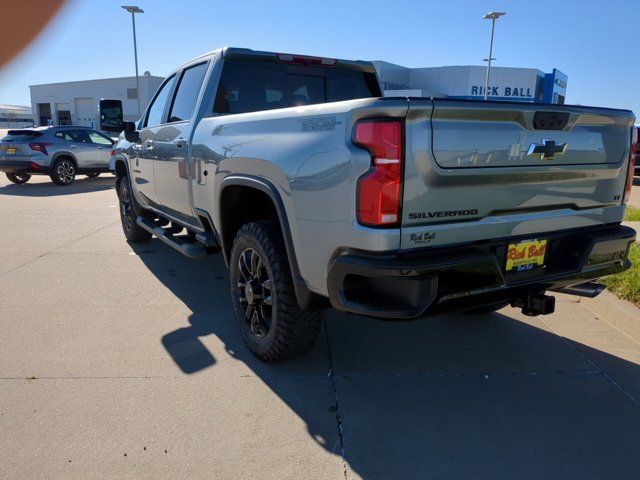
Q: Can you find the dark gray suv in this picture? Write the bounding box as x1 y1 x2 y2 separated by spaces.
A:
0 126 115 185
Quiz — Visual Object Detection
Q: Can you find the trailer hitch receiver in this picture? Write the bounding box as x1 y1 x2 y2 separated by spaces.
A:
511 292 556 316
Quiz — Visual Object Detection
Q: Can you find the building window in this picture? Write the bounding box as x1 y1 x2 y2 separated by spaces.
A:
127 88 138 100
381 81 409 90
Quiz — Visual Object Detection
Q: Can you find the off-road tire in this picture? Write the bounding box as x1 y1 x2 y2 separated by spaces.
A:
118 174 151 243
50 158 76 186
230 221 322 361
6 172 31 184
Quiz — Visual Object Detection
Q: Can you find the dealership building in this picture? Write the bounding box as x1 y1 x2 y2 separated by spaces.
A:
373 61 567 104
29 72 164 127
0 104 34 128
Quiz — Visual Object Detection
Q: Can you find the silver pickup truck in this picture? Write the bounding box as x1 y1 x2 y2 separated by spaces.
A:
110 47 637 361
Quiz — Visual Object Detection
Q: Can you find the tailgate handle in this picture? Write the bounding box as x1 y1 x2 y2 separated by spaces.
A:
533 111 570 131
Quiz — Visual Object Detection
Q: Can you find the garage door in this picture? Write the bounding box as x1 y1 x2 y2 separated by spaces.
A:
74 97 94 127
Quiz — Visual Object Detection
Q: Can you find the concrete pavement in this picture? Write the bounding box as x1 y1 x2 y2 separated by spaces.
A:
1 175 640 479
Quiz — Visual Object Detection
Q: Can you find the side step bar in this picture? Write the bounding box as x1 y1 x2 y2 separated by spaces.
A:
136 216 207 259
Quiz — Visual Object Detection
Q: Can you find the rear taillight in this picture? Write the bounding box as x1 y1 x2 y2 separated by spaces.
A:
28 142 52 155
353 120 403 227
109 149 115 157
623 127 637 204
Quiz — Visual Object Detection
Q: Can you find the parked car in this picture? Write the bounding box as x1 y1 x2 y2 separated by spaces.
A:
110 47 637 361
0 125 115 185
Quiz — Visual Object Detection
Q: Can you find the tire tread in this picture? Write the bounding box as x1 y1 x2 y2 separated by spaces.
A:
231 220 322 362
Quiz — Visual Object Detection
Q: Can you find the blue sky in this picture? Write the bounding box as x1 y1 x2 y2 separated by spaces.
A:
0 0 636 115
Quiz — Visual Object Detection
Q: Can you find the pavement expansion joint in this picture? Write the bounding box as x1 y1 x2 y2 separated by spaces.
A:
323 321 350 480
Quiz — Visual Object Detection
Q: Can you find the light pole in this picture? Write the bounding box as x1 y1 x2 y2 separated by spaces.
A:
121 5 144 116
482 11 505 100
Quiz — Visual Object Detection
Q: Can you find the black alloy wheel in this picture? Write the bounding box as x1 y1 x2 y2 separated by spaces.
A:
236 247 274 338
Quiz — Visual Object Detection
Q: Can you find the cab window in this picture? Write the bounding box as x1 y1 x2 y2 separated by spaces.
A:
144 75 176 128
167 62 208 123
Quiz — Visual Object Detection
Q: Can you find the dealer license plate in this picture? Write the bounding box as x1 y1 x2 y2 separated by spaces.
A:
505 239 547 272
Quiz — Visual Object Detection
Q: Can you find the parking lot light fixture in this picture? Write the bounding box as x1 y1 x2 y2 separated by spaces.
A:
482 11 506 101
121 6 144 117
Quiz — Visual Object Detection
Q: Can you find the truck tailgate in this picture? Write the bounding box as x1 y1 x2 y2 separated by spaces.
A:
401 99 635 250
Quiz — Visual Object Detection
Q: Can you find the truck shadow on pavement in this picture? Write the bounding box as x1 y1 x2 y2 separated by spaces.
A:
0 176 114 196
134 240 640 480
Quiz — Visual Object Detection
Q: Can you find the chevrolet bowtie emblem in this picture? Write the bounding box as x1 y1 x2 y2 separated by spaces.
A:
527 139 567 160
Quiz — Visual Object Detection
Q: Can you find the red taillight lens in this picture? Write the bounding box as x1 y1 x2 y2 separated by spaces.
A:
28 142 52 155
623 127 637 204
354 120 403 226
109 149 115 157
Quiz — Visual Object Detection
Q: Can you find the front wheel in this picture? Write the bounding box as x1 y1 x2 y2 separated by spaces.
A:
118 175 151 243
50 158 76 186
230 221 322 362
6 172 31 184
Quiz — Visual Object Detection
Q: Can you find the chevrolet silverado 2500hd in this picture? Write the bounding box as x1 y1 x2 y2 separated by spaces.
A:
110 47 637 361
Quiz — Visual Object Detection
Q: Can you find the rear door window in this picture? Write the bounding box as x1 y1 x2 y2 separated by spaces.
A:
167 62 208 123
55 130 90 143
54 131 74 142
212 59 379 115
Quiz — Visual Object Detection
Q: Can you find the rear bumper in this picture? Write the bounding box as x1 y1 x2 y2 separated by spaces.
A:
0 160 50 174
327 224 636 318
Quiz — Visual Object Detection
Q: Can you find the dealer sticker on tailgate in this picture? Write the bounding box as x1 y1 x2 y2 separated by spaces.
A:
505 239 547 272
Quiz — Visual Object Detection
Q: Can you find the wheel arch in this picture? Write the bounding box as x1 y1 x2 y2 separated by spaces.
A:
51 152 78 168
113 156 129 181
218 175 328 310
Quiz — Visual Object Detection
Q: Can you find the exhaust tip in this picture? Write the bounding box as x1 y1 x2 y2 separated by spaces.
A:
555 282 605 299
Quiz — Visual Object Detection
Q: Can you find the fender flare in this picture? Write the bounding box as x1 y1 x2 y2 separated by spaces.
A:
219 175 328 310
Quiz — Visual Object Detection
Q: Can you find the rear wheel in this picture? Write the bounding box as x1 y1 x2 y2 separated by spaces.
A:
6 172 31 184
230 221 322 361
50 158 76 186
118 175 151 243
86 172 100 179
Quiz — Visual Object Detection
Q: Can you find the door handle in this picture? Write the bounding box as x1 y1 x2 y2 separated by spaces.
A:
70 145 77 148
174 137 187 148
97 147 103 150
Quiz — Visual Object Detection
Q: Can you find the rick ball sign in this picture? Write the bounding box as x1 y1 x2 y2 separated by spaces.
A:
470 85 534 99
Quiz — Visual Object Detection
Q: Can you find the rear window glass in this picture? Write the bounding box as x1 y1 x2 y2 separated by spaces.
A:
212 60 380 115
2 131 43 142
168 62 208 123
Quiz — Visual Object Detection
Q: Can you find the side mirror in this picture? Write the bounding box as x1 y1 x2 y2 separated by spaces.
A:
99 99 124 132
123 121 141 143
